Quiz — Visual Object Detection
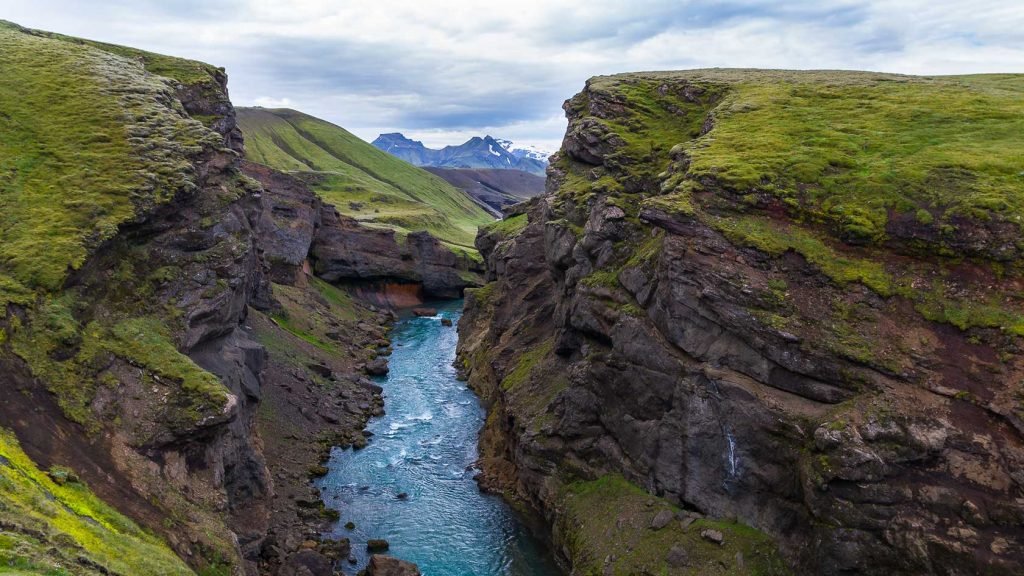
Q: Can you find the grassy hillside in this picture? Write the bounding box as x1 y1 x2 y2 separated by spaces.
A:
237 107 493 251
0 20 225 306
0 428 195 575
559 69 1024 336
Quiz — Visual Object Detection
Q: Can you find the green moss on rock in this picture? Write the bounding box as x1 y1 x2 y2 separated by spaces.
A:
561 474 789 575
482 213 528 238
500 338 554 391
0 428 195 575
0 22 224 296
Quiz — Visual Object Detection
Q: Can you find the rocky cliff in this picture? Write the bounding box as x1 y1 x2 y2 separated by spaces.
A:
458 70 1024 575
0 21 447 576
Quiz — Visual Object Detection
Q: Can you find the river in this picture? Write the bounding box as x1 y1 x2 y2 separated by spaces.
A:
317 299 562 575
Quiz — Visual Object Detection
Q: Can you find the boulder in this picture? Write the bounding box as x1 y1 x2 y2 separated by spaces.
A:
440 318 453 327
701 529 725 545
366 539 390 553
412 307 437 317
365 358 389 376
666 545 689 567
650 509 674 530
366 555 421 576
277 549 333 576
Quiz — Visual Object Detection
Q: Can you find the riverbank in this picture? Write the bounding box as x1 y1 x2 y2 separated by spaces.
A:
249 280 394 570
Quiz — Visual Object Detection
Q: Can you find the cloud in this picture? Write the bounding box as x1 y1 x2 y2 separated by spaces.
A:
251 96 293 108
1 0 1022 150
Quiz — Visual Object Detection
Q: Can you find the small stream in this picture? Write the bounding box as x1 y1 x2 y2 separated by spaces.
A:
317 300 562 575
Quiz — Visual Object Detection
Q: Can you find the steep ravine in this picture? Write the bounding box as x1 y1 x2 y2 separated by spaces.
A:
0 22 483 576
458 71 1024 575
317 301 561 575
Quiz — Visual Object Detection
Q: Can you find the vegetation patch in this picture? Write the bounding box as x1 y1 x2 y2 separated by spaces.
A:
482 213 528 238
561 474 788 575
107 318 229 420
237 107 493 250
709 214 893 295
10 297 227 430
500 338 554 391
664 71 1024 245
0 22 223 296
0 428 195 575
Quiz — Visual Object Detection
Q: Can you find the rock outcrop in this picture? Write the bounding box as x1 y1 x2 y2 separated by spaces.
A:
245 159 483 301
311 212 480 300
458 71 1024 575
0 22 429 576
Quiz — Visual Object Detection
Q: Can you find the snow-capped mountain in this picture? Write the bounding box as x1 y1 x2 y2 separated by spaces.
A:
494 139 553 163
372 133 549 176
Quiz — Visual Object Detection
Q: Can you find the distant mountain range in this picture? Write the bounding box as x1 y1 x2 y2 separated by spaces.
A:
424 167 546 217
372 133 550 176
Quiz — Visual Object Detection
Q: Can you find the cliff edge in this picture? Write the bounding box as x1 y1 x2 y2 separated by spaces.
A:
458 70 1024 575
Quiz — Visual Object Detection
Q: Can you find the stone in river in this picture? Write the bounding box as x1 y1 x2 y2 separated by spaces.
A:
366 554 421 576
367 538 390 552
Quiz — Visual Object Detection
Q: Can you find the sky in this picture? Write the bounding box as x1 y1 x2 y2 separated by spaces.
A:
2 1 1023 151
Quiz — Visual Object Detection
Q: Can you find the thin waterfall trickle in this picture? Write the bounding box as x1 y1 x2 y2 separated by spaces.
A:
722 426 740 492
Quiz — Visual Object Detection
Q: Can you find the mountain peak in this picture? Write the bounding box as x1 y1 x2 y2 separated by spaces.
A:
373 133 548 176
371 132 426 150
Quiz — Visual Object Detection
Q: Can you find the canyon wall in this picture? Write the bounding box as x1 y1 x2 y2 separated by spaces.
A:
0 22 472 575
458 71 1024 575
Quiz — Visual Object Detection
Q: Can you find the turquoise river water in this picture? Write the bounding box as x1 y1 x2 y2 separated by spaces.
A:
318 300 562 575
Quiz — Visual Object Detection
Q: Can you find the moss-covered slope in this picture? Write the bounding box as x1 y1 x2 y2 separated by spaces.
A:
459 70 1024 575
562 69 1024 337
0 429 194 575
237 107 493 252
0 20 256 575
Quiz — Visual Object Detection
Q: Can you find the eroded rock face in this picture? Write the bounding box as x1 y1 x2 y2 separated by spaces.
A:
458 74 1024 575
310 208 481 300
0 57 447 576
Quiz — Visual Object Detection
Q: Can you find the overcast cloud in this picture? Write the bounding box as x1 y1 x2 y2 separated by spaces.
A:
2 1 1022 150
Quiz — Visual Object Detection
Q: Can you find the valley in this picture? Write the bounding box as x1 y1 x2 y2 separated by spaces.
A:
0 12 1022 576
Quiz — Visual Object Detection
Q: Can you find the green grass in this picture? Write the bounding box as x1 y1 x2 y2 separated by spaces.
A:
500 338 553 391
709 214 893 295
680 71 1024 242
587 70 1024 247
0 428 195 575
237 107 493 250
573 70 1024 335
0 21 224 303
481 213 528 238
561 474 788 575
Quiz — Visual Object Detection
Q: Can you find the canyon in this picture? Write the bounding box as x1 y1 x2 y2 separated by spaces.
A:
1 18 1023 576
